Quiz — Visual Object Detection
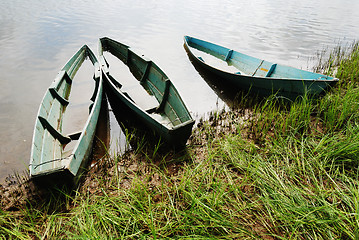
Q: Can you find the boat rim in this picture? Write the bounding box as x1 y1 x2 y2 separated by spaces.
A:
183 35 339 82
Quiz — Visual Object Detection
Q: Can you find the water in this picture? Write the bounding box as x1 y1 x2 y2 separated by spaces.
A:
0 0 358 181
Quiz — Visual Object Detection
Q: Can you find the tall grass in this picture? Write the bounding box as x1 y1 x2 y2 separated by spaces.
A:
214 40 359 238
215 130 359 239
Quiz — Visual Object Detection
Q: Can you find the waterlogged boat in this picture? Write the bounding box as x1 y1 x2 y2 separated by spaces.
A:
29 45 103 185
99 37 194 148
184 36 338 98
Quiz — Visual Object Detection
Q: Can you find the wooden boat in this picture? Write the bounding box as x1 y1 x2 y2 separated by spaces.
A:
99 37 194 148
29 45 103 186
184 36 339 98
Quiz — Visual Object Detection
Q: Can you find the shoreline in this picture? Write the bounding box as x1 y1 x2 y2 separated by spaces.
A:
1 42 358 239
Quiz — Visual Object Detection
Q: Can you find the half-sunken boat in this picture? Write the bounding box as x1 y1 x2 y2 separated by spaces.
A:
99 37 194 148
29 45 103 186
184 36 338 98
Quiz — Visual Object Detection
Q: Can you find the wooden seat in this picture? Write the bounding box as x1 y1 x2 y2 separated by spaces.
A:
252 61 277 77
225 49 233 61
38 116 72 144
146 79 171 114
49 88 69 106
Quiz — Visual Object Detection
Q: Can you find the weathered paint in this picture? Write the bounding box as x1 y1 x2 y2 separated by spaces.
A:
99 37 194 148
184 36 339 98
29 45 103 186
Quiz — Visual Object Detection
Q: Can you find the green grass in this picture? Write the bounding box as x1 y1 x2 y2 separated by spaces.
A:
1 41 359 239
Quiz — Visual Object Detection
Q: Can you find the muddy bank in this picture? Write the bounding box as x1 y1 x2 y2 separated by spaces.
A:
0 108 251 212
0 173 35 211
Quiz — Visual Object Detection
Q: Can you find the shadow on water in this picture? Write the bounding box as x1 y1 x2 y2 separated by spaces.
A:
105 87 188 155
183 44 262 109
88 94 110 167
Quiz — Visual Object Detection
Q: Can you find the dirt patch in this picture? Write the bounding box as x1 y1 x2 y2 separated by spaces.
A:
80 145 192 196
0 173 38 211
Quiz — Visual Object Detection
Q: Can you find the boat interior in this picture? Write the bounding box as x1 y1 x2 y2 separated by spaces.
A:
100 38 192 128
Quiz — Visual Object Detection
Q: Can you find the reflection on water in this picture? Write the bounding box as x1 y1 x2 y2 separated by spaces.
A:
0 0 359 181
108 108 130 157
184 45 244 109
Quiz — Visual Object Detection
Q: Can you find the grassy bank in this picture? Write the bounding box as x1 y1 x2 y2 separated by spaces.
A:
1 42 359 239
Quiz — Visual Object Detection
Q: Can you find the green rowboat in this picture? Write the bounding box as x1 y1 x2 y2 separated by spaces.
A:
99 37 194 148
29 45 103 186
184 36 338 98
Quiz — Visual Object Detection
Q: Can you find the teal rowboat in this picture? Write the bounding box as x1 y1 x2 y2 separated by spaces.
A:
99 37 194 148
184 36 338 98
29 45 103 186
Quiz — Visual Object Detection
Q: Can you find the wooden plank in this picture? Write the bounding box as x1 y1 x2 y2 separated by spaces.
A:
140 61 152 83
225 49 233 61
266 64 277 77
156 79 171 113
49 88 69 106
38 116 71 145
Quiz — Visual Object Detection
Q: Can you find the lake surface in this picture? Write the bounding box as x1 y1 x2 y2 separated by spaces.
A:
1 0 358 182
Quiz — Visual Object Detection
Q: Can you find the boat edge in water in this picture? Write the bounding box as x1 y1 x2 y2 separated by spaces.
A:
99 37 195 149
29 45 103 186
184 36 339 98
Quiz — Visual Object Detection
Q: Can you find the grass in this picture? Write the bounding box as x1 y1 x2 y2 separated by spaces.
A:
1 41 359 239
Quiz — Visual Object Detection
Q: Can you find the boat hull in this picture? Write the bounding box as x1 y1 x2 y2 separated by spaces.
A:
184 36 338 98
99 37 194 149
29 46 103 186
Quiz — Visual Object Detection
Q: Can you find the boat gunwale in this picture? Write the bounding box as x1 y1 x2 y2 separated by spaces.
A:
183 36 339 83
99 37 194 132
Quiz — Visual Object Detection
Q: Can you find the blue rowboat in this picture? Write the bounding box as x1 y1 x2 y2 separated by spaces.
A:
184 36 338 98
29 45 103 186
99 37 194 149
